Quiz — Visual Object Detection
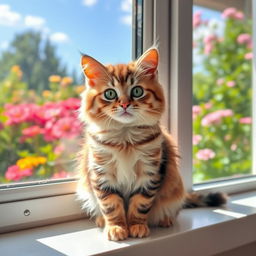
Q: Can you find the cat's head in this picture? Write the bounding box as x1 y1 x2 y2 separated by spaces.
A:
79 48 165 128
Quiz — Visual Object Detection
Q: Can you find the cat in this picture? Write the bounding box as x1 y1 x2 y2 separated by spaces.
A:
77 48 227 241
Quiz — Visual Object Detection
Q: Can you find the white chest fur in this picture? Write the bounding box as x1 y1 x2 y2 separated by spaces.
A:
88 125 163 196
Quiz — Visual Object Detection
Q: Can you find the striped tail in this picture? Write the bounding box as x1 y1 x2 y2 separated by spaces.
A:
184 192 228 208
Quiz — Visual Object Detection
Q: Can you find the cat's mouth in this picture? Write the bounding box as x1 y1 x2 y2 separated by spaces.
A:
120 111 132 117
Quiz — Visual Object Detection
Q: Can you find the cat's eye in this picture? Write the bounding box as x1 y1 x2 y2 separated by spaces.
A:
104 89 117 100
131 86 144 98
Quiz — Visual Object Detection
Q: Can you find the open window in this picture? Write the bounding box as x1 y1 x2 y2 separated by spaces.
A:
0 0 255 234
0 0 134 232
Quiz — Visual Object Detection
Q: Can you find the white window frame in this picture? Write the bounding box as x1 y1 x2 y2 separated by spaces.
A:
1 0 256 234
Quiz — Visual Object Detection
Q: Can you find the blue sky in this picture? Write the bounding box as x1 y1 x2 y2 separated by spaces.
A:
0 0 132 75
0 1 224 77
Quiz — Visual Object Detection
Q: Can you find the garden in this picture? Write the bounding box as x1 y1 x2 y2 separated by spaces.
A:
0 66 83 183
193 7 252 182
0 7 253 184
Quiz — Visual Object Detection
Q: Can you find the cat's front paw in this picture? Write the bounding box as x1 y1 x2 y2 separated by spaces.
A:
106 225 128 241
129 224 150 238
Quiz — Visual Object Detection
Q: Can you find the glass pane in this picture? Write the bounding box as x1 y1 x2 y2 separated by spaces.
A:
193 1 253 183
0 0 132 185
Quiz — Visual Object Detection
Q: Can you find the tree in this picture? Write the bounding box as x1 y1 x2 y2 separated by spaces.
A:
0 31 68 91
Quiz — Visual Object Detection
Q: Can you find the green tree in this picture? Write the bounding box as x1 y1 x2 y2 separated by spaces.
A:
0 31 68 91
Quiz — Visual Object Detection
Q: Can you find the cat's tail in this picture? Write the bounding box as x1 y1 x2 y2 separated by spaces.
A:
183 192 228 208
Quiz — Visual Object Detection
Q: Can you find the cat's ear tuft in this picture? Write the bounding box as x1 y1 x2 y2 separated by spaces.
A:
136 48 159 76
81 55 109 87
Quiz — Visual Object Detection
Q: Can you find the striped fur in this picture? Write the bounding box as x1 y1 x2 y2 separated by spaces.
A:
77 48 225 241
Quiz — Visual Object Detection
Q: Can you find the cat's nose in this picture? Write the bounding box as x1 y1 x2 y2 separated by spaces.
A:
120 102 130 109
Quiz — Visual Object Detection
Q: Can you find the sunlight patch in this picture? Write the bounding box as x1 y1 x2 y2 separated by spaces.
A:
213 209 247 219
38 228 132 256
232 196 256 208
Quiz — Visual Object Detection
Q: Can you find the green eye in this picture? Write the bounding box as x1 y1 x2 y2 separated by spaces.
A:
104 89 117 100
131 86 144 98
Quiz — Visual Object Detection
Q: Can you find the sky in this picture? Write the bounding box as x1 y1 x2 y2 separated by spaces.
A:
0 1 228 78
0 0 132 76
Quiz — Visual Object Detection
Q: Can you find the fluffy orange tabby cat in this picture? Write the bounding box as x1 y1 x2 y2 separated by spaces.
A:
77 48 226 241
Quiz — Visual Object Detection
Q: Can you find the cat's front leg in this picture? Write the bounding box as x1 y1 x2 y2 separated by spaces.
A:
127 180 161 238
92 184 128 241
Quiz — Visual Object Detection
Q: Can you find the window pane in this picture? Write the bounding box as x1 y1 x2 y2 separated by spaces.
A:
193 0 253 183
0 0 132 185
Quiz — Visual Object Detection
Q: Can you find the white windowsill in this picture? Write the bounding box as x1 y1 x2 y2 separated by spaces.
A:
0 191 256 256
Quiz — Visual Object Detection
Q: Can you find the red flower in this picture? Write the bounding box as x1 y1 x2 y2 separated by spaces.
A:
62 98 81 111
4 103 36 125
51 117 82 139
33 102 65 125
5 165 33 181
22 125 44 137
43 117 81 141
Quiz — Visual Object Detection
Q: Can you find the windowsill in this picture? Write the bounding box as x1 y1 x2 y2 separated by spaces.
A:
0 191 256 256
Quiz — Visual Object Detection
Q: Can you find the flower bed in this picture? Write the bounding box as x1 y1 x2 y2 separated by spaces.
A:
0 66 84 183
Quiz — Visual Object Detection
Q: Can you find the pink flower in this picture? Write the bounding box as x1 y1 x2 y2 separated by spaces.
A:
222 7 237 18
204 102 212 109
231 144 237 151
237 34 251 44
234 11 244 20
22 125 44 137
201 109 233 126
239 117 252 124
54 144 65 155
203 34 217 44
52 117 81 138
217 78 224 86
44 117 82 141
226 81 236 87
193 105 202 119
5 165 33 181
244 52 253 60
4 103 36 125
43 120 57 141
193 11 202 28
193 135 202 145
33 102 65 125
204 43 213 55
62 98 81 111
0 122 4 130
222 7 242 19
196 149 216 161
52 171 69 179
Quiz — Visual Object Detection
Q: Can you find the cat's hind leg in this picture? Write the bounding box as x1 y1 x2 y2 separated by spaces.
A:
148 197 184 227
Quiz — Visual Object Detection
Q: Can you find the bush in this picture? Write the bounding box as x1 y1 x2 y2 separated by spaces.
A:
0 66 84 183
193 7 252 182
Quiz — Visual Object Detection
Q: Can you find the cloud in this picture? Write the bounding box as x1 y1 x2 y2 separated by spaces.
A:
121 0 132 12
82 0 97 7
24 15 46 29
0 41 9 50
120 14 132 26
0 4 21 26
50 32 69 43
120 0 132 26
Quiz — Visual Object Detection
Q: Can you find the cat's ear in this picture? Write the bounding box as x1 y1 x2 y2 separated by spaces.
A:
135 48 159 76
81 54 109 87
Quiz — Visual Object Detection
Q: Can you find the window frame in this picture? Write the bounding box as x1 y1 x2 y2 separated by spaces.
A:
1 0 256 234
